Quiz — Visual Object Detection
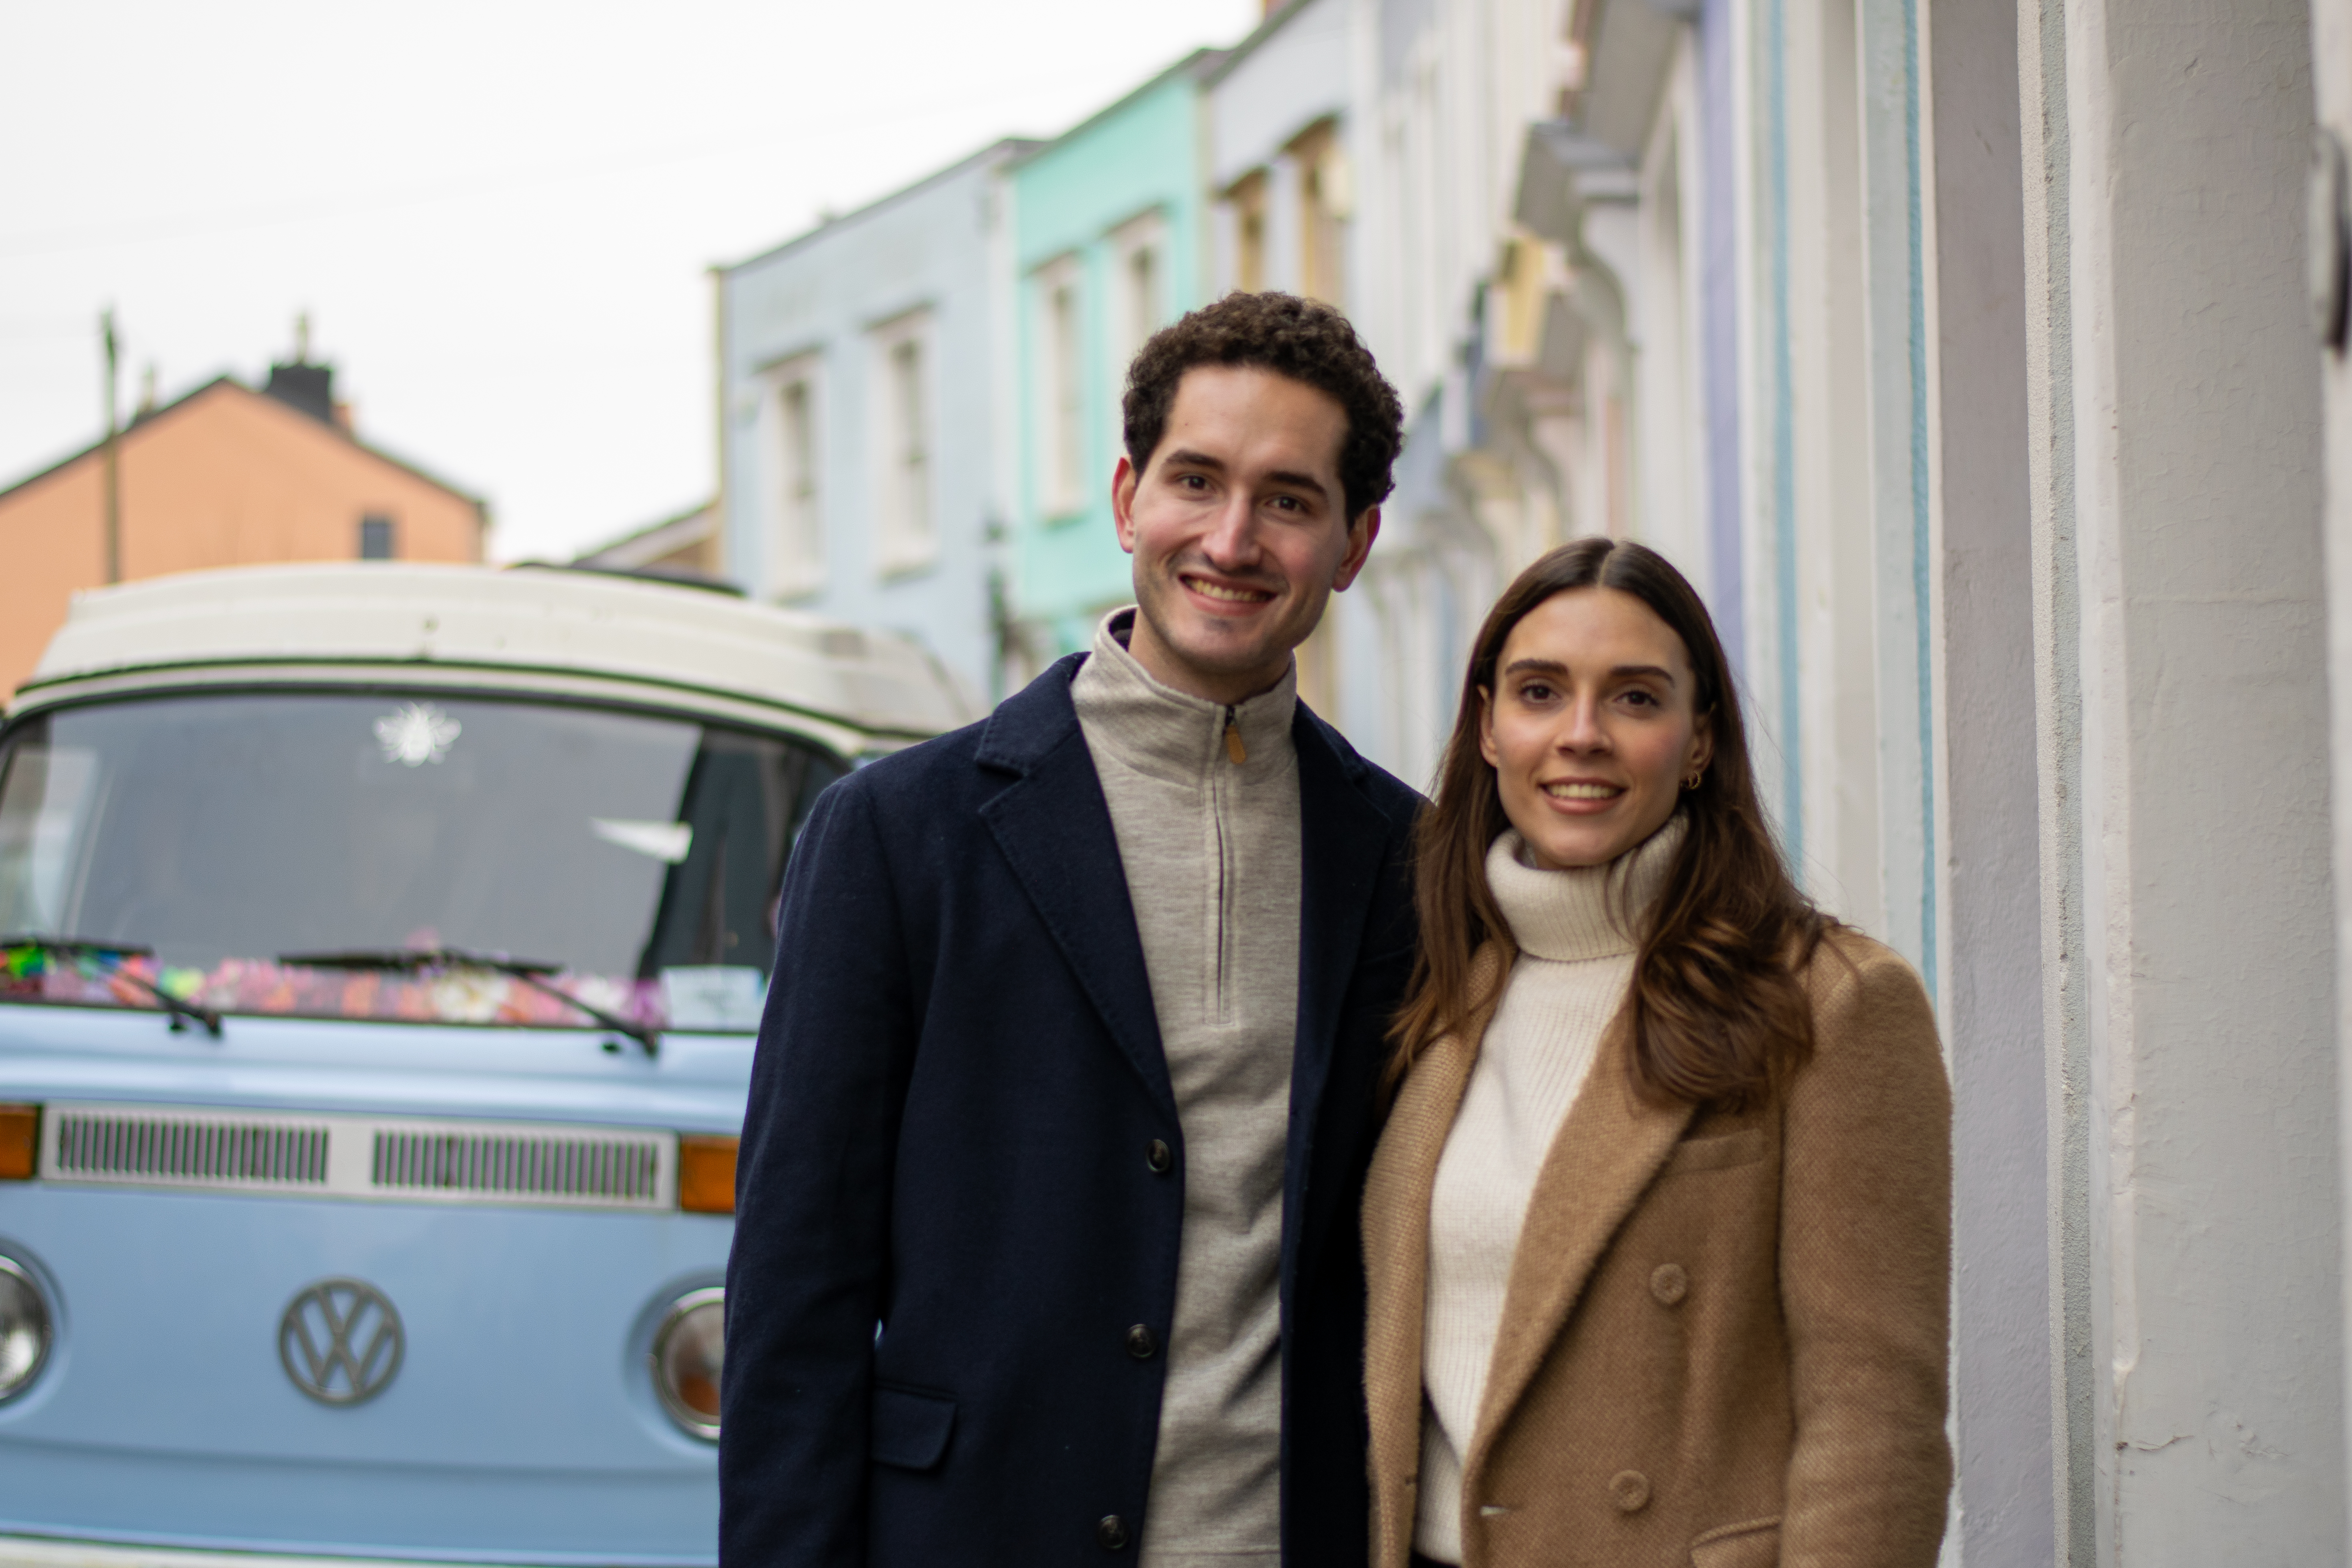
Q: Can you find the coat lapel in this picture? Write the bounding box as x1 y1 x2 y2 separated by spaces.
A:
1360 955 1500 1568
976 658 1174 1115
1281 708 1396 1278
1468 1014 1696 1461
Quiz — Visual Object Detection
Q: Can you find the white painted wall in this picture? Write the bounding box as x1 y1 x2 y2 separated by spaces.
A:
2020 0 2343 1558
1926 0 2053 1558
2320 0 2352 1535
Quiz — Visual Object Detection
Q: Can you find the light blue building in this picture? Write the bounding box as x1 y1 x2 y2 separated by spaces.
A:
714 139 1034 703
1004 52 1224 667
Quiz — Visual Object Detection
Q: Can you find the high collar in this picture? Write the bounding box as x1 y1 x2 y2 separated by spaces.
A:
1071 608 1298 786
1484 813 1688 963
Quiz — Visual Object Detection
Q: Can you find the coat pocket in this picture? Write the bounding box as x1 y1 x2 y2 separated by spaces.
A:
1662 1127 1767 1176
870 1383 957 1471
1689 1516 1780 1567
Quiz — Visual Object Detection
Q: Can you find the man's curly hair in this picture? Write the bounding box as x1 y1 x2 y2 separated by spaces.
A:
1122 292 1406 520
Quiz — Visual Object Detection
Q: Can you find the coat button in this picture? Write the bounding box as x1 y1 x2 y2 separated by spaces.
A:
1126 1324 1157 1359
1610 1470 1651 1513
1096 1514 1130 1550
1145 1139 1173 1174
1649 1263 1690 1305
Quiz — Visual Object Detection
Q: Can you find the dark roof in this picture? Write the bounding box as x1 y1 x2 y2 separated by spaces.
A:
0 374 488 516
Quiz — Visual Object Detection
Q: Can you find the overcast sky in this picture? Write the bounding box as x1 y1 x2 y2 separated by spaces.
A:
0 0 1261 562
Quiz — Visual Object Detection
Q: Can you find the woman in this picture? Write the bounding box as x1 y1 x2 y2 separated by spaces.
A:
1363 540 1950 1568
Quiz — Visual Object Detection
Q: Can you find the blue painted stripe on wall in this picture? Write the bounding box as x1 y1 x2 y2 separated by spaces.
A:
1902 0 1936 1000
1700 0 1745 679
1767 0 1802 869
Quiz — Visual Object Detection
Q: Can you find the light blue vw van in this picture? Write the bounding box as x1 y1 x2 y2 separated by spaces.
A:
0 563 975 1566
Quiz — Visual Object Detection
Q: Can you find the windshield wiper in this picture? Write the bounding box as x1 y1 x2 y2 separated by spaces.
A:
278 947 661 1057
0 935 224 1038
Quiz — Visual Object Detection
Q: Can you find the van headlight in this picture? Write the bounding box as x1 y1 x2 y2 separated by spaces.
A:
650 1287 723 1440
0 1255 52 1402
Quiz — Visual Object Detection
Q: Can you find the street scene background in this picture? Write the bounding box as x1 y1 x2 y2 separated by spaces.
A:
8 0 2352 1562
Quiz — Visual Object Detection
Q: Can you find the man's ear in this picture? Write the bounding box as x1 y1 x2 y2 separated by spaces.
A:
1111 456 1140 555
1331 505 1381 591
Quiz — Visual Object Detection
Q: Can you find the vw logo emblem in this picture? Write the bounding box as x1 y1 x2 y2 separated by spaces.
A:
278 1278 404 1406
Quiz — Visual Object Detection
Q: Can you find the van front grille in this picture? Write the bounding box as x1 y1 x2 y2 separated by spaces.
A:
372 1129 663 1204
36 1102 676 1209
52 1110 329 1186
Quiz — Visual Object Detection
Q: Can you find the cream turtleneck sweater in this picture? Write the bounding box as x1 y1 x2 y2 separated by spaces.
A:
1414 816 1686 1564
1071 609 1301 1568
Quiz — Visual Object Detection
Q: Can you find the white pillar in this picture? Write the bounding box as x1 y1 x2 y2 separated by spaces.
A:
2314 0 2352 1534
2020 0 2342 1559
1926 0 2054 1556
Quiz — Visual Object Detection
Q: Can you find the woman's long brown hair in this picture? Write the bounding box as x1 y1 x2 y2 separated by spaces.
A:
1390 538 1830 1107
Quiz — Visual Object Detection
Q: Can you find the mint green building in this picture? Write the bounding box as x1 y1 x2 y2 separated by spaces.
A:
1007 50 1224 665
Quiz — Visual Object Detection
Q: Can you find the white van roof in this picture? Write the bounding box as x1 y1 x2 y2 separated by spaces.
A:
12 563 982 754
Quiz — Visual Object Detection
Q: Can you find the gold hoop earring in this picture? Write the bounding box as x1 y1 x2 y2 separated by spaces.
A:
1682 769 1704 791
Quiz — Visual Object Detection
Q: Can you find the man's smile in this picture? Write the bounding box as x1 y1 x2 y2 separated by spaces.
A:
1181 573 1277 605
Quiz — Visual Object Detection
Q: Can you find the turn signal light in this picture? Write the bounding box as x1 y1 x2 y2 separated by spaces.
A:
0 1106 34 1180
678 1134 738 1214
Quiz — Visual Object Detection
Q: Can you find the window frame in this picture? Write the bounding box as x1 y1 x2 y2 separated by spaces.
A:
867 308 938 578
1031 256 1088 521
758 351 826 600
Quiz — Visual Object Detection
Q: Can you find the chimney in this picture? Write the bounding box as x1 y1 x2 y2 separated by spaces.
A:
263 314 337 425
264 359 336 425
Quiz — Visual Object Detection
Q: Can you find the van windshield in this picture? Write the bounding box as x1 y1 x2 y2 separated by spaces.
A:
0 692 844 1033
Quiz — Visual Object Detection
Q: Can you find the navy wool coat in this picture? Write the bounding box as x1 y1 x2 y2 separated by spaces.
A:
720 654 1421 1568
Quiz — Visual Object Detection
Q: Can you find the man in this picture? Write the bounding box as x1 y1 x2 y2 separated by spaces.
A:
720 292 1419 1567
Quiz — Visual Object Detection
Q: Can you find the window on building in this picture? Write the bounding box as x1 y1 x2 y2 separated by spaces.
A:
870 310 936 575
1035 258 1087 518
1230 173 1268 294
358 514 396 560
1127 244 1159 352
1293 121 1349 307
1108 211 1167 460
760 354 824 598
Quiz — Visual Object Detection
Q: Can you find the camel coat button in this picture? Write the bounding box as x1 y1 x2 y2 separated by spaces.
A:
1610 1470 1652 1513
1650 1263 1690 1305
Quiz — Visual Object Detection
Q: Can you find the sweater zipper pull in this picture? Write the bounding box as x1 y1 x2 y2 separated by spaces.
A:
1223 706 1247 765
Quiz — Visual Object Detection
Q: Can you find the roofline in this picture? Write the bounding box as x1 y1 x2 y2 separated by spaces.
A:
716 136 1043 276
1006 46 1230 171
1204 0 1319 85
574 498 716 562
0 374 236 505
0 374 489 516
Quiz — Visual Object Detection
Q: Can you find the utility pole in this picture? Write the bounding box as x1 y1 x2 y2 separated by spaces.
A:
100 308 120 584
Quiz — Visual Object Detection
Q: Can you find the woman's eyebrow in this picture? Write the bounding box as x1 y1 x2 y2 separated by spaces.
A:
1499 657 1677 684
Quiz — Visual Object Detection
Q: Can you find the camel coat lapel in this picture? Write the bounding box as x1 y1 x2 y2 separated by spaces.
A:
1360 945 1696 1568
1362 954 1496 1568
1467 1014 1695 1465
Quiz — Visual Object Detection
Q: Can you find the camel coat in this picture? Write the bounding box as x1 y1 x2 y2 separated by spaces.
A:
1362 928 1951 1568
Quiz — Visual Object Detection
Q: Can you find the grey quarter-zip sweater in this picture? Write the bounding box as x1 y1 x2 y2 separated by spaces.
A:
1071 608 1302 1568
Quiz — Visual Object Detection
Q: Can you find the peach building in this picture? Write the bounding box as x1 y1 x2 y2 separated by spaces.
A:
0 362 486 700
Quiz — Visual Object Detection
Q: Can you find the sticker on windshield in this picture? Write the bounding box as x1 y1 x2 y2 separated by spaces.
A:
590 819 693 863
374 702 462 767
661 966 766 1031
